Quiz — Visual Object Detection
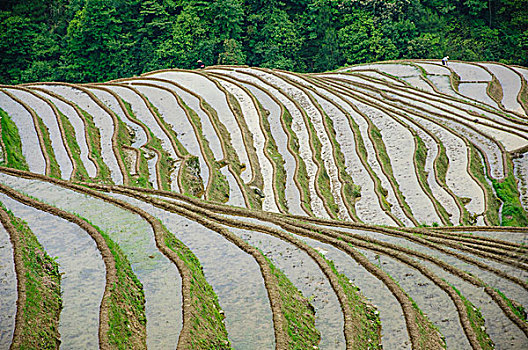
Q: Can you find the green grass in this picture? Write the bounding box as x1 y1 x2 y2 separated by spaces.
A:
180 155 205 197
492 157 528 226
450 283 494 350
487 76 504 107
468 144 501 225
114 111 135 184
302 106 340 218
81 217 146 349
495 288 527 321
121 100 171 190
369 123 415 223
135 148 152 189
0 108 29 170
80 108 113 184
256 99 289 212
281 108 313 215
414 134 451 225
178 98 229 203
163 223 231 349
57 110 90 181
265 254 320 349
35 114 61 179
324 112 359 220
324 256 381 349
5 206 61 349
348 115 392 213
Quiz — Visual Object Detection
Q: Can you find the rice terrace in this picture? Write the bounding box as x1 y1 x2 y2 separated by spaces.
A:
2 59 528 350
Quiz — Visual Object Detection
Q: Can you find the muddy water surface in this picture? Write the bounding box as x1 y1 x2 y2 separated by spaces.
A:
33 85 123 184
359 248 471 349
0 193 105 349
224 221 345 349
107 193 276 350
220 215 411 349
140 78 225 161
7 89 73 179
220 167 245 208
0 221 16 349
479 64 524 115
88 87 148 149
31 89 97 177
0 92 46 174
148 71 253 183
419 259 528 349
0 173 182 349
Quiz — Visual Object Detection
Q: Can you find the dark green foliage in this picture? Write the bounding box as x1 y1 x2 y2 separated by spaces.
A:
1 0 527 84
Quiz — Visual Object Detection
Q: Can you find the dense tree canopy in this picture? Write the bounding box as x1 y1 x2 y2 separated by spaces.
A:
1 0 527 84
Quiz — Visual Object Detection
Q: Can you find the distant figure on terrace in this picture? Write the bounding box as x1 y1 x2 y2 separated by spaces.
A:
442 56 449 66
196 60 205 69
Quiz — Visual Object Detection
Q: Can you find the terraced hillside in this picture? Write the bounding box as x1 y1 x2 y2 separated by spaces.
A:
0 60 528 349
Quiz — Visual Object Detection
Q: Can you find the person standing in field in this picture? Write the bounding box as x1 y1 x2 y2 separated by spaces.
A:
442 56 449 66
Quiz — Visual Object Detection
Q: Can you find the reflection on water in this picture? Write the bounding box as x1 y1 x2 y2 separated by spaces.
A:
0 174 182 349
0 221 16 349
0 194 105 349
106 193 275 350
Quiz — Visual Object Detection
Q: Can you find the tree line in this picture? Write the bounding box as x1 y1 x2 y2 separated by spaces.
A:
1 0 527 84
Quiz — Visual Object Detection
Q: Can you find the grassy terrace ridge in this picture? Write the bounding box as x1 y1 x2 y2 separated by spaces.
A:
0 204 61 349
414 134 451 226
201 99 257 207
57 110 90 182
223 89 265 209
35 112 61 179
264 253 320 349
0 180 148 348
281 107 312 215
83 219 147 349
254 96 289 212
492 156 528 226
198 99 231 203
80 108 113 184
372 267 445 349
495 288 527 322
347 111 393 218
368 123 416 225
324 256 381 349
121 99 168 190
410 295 446 350
449 283 494 350
0 108 29 171
282 82 340 219
177 96 228 202
143 96 206 197
161 223 231 349
320 101 360 221
310 77 397 221
114 110 135 186
0 169 229 349
468 143 501 225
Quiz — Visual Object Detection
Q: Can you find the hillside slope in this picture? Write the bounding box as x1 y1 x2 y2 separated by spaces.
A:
0 60 528 349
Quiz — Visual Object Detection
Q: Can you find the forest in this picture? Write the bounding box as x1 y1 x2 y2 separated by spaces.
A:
1 0 527 84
